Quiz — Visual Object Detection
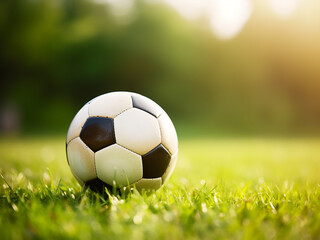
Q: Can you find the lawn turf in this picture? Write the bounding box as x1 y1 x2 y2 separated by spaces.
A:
0 137 320 239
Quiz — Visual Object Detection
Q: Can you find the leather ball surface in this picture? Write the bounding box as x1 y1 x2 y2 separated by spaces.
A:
66 92 178 192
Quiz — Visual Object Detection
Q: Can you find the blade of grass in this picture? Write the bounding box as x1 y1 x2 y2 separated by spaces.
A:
0 174 13 192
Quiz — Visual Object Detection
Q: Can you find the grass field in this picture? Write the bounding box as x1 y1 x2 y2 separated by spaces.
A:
0 136 320 239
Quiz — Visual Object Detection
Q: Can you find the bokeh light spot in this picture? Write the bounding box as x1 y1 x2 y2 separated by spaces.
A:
209 0 252 40
268 0 299 17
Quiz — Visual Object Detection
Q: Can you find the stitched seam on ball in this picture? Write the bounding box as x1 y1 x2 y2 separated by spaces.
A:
67 121 87 144
116 143 141 156
67 136 77 144
67 136 80 145
159 144 171 157
113 106 132 119
157 115 166 152
112 94 134 118
157 112 165 119
157 113 176 156
87 115 115 119
172 150 178 157
157 118 163 144
87 96 132 119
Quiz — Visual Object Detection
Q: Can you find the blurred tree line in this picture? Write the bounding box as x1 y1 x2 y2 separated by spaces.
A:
1 0 320 136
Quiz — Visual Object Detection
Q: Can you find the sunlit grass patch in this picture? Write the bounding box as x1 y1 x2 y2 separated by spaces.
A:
0 137 320 239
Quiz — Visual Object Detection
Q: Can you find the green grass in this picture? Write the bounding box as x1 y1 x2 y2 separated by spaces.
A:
1 136 320 239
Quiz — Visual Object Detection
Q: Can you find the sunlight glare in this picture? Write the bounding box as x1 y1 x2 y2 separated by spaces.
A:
268 0 299 17
163 0 204 20
209 0 252 40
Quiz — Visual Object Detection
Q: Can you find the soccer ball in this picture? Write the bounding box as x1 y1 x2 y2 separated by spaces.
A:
66 92 178 193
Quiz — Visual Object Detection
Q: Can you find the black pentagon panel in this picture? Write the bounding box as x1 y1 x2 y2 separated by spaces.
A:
80 117 116 152
142 144 171 178
85 178 114 193
131 94 163 118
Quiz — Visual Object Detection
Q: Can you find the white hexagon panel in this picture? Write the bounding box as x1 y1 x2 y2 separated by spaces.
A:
95 144 143 187
130 93 164 118
67 137 96 182
158 112 178 155
66 104 89 144
114 108 161 155
88 92 132 118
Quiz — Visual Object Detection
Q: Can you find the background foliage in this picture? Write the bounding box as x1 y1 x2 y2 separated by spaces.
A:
1 0 320 135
